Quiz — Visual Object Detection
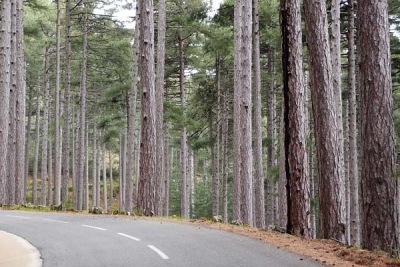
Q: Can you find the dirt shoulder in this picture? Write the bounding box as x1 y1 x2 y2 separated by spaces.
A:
154 217 400 267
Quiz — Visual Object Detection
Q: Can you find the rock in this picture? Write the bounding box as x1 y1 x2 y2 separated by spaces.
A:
90 206 103 214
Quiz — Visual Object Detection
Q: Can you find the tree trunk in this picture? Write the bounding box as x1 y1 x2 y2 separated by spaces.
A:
233 0 242 223
72 110 77 208
359 0 398 255
303 0 346 242
109 150 113 204
281 0 310 238
61 0 72 205
119 133 125 212
15 0 25 204
178 29 189 219
164 123 170 216
77 13 88 211
0 0 11 204
84 125 89 211
138 0 157 217
125 3 140 214
278 105 287 230
155 0 166 217
266 45 276 226
252 0 265 229
92 124 97 207
47 138 53 205
24 86 33 201
32 87 41 205
239 0 253 226
222 74 229 224
41 47 51 206
53 0 62 205
347 0 360 247
7 0 17 205
103 146 107 214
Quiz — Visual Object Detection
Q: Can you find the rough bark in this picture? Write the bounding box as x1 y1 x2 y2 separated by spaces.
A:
239 0 253 226
304 0 346 242
61 0 72 205
92 124 97 207
278 105 287 230
178 29 189 219
252 0 265 229
155 0 166 216
53 0 62 205
15 0 25 204
347 0 360 247
125 4 140 214
77 14 88 210
359 0 398 255
0 0 11 204
84 125 89 211
266 46 276 226
47 138 52 205
164 122 170 216
138 0 157 217
281 0 310 238
222 74 229 224
32 88 41 205
119 133 125 212
40 47 51 206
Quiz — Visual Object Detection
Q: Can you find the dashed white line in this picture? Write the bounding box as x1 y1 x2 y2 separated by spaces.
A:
117 233 141 241
148 245 169 260
6 215 31 219
82 224 107 231
43 219 69 224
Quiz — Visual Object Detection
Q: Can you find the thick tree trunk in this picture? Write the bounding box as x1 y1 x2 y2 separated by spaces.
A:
239 0 253 226
138 0 157 217
40 47 51 206
347 0 360 247
54 0 62 205
252 0 265 229
61 0 72 205
359 0 399 255
178 30 189 219
155 0 166 216
0 0 11 204
281 0 310 238
304 0 346 242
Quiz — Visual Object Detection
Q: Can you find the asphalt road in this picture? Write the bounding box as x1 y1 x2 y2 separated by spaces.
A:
0 210 325 267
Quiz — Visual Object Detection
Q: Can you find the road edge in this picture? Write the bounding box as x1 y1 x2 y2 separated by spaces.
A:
0 230 42 267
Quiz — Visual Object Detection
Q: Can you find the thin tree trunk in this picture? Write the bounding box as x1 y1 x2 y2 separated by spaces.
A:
347 0 360 247
155 0 166 217
32 88 41 205
252 0 265 229
109 150 113 204
266 46 276 226
24 86 33 201
233 0 242 223
96 131 101 208
103 146 107 214
84 121 89 211
53 0 62 205
278 106 287 230
359 0 398 255
48 139 53 205
222 75 229 224
7 0 17 205
72 110 77 208
281 0 310 238
92 124 97 207
125 4 140 214
61 0 72 205
119 133 124 212
164 124 170 216
304 0 346 242
15 0 25 204
40 47 50 206
0 0 11 205
77 13 88 211
178 29 189 219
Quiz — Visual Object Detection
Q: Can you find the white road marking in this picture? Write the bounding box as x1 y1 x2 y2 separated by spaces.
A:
148 245 169 260
82 224 107 231
6 215 31 219
43 219 69 224
117 233 141 241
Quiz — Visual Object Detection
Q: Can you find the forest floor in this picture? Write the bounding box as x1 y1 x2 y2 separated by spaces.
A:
149 216 400 267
